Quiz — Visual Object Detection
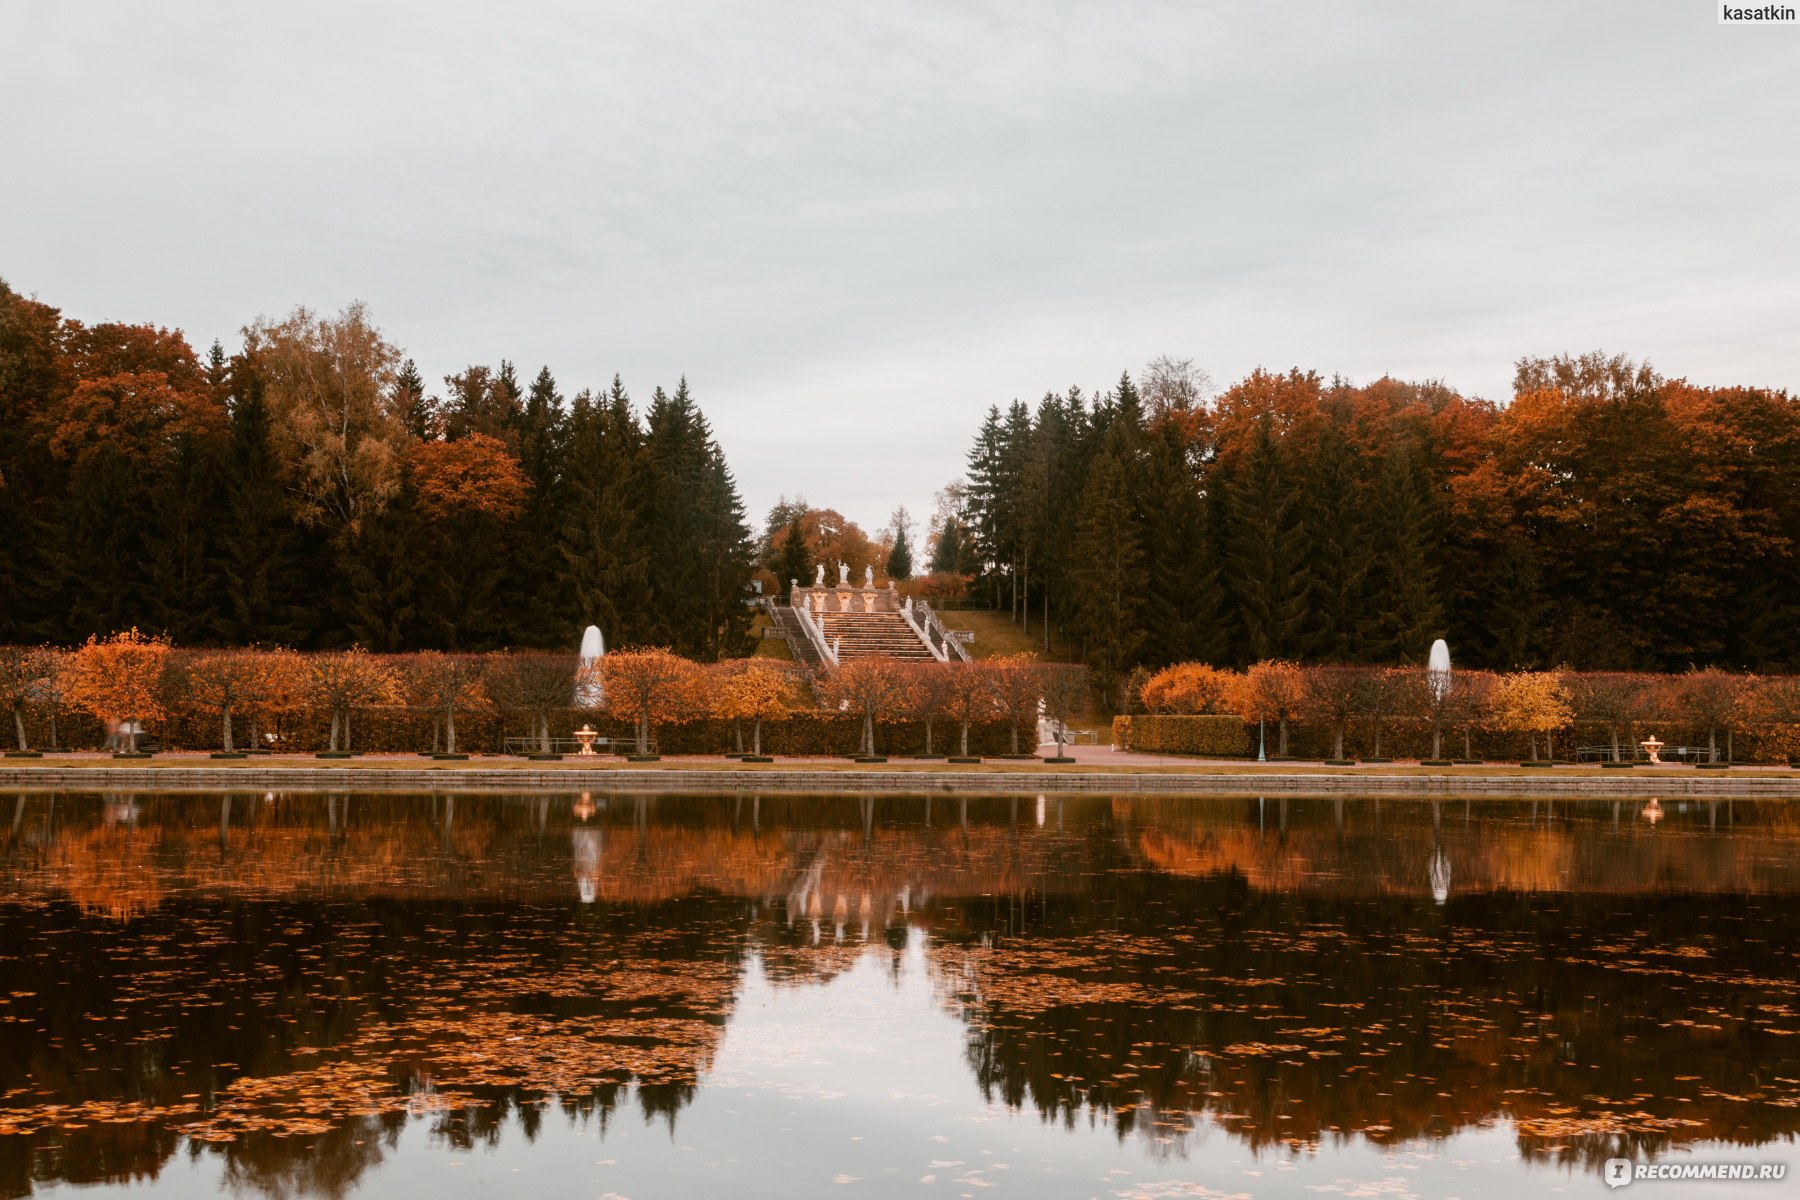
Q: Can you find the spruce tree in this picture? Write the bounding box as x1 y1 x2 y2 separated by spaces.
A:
885 512 914 581
213 363 312 644
1068 446 1145 697
1221 413 1309 662
558 378 651 648
1136 418 1223 665
776 519 810 599
1361 443 1444 661
1299 412 1370 660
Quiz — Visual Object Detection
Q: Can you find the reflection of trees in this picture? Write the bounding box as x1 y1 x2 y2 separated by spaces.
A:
1 792 1798 1193
933 871 1800 1171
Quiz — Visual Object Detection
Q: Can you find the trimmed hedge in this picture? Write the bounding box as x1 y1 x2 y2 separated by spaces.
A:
1119 714 1251 757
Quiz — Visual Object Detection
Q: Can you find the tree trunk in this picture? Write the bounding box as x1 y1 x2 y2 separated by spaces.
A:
1372 717 1383 757
329 710 341 753
445 700 457 755
960 719 970 756
49 711 58 751
1610 724 1620 762
539 714 551 754
127 717 138 754
1727 728 1735 762
1431 721 1442 759
637 715 649 754
345 709 354 752
862 709 874 755
1009 714 1020 755
1463 726 1472 759
924 717 933 755
1277 717 1289 757
13 706 26 751
1333 719 1345 760
752 716 763 756
1708 726 1718 763
222 706 234 753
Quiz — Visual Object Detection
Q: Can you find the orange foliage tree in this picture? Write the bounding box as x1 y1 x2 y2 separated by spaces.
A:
1488 671 1573 761
67 630 171 752
816 656 913 756
714 660 805 755
178 648 289 752
899 661 959 757
1237 660 1305 757
603 648 700 754
305 648 400 752
942 661 1002 757
405 651 487 753
408 433 530 523
988 654 1045 755
1663 667 1755 763
1139 663 1241 715
1296 665 1367 760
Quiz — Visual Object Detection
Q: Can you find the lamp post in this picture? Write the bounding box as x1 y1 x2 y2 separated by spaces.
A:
1257 718 1266 763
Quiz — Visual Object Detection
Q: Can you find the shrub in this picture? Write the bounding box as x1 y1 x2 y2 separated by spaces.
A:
1120 714 1250 757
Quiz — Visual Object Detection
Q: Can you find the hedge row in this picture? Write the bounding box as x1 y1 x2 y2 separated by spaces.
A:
1111 715 1800 762
13 707 1032 758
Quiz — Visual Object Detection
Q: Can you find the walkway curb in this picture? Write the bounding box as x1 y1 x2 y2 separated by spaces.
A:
2 766 1798 797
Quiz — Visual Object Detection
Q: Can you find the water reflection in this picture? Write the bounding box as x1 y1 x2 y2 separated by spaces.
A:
0 792 1796 1197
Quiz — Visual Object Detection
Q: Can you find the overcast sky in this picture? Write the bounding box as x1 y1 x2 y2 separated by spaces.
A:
4 1 1796 539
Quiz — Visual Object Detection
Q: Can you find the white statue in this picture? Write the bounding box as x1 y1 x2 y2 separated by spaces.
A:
814 563 826 589
864 565 874 588
837 561 850 586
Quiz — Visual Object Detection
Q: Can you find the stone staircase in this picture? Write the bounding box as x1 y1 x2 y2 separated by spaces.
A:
815 610 938 662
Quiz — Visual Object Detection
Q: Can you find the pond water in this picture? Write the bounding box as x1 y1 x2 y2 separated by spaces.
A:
0 791 1796 1199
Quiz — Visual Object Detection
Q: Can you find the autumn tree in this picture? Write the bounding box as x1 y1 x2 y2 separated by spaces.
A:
988 654 1045 755
1488 671 1573 761
900 661 960 756
1038 664 1091 757
715 659 804 755
816 656 912 756
67 629 171 752
1664 667 1753 763
243 302 406 537
1139 663 1241 715
406 651 486 754
1237 660 1305 757
1297 665 1366 760
943 662 1002 757
305 647 399 752
1441 668 1497 760
1564 671 1654 762
0 647 55 750
603 648 699 754
178 648 286 752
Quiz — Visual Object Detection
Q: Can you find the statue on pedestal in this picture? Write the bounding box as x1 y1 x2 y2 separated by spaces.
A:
814 563 826 589
863 565 874 588
837 561 850 587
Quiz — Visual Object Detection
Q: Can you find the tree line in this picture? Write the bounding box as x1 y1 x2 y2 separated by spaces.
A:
942 353 1800 692
0 283 756 657
1131 659 1800 763
0 634 1073 757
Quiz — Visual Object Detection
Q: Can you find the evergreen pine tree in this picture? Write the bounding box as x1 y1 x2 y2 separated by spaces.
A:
1361 443 1445 661
776 519 810 599
1299 413 1370 660
1221 413 1310 662
559 377 652 648
1068 445 1146 697
885 509 914 581
1136 418 1224 664
213 363 312 644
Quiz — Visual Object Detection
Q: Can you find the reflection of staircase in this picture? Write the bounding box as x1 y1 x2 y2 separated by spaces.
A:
816 610 937 662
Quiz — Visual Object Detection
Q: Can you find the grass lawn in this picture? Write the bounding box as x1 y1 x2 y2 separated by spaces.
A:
749 611 794 660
